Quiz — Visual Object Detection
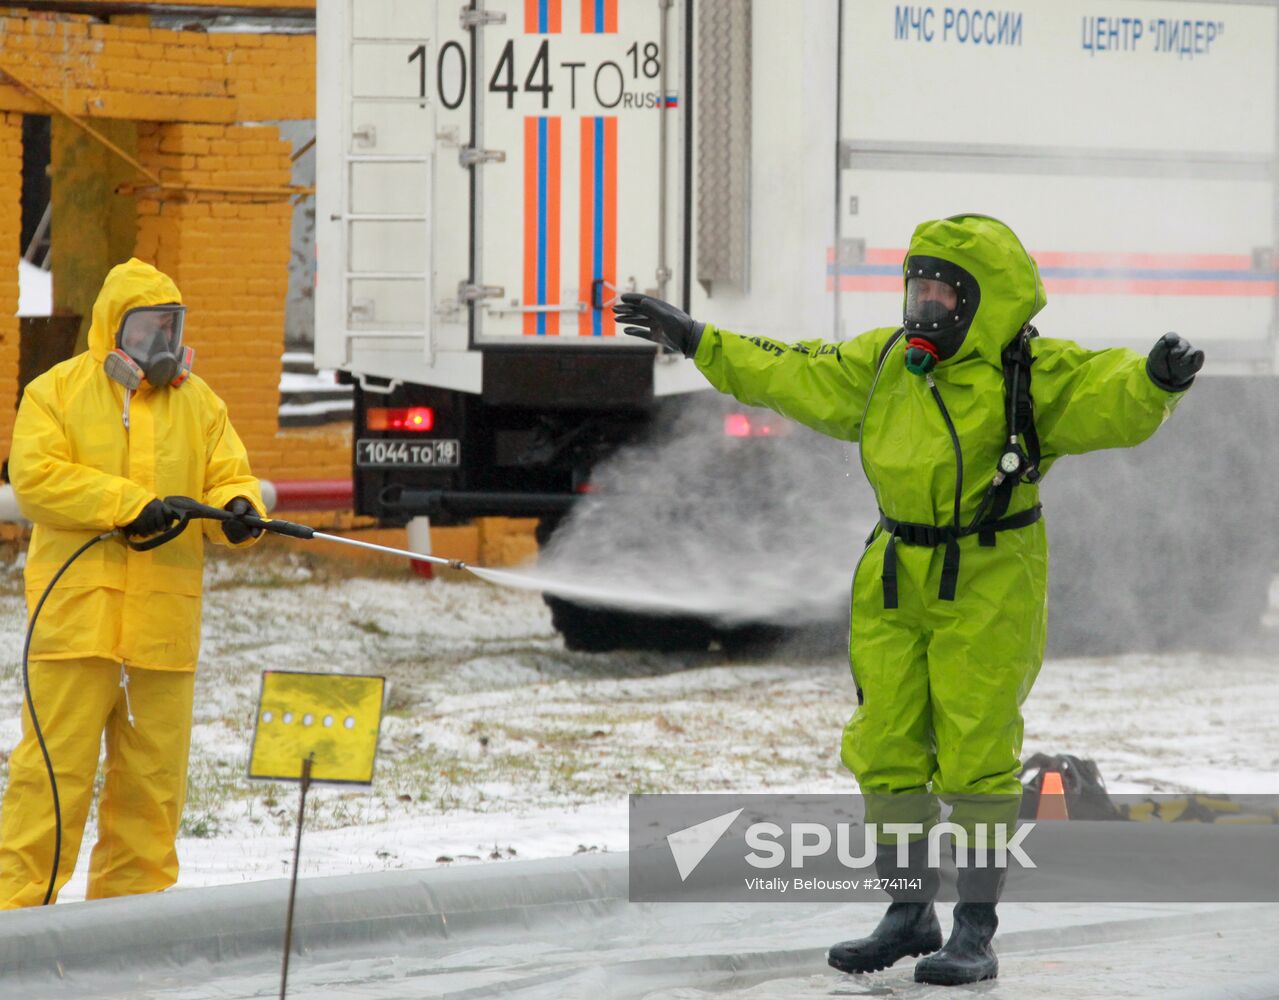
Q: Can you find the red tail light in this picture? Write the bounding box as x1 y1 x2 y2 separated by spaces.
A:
724 412 789 438
366 407 435 432
724 413 752 437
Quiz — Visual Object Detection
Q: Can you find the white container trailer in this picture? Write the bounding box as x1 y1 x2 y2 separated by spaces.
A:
316 0 1279 652
836 1 1275 364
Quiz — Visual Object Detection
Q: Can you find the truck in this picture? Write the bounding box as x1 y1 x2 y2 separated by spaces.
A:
315 0 1279 654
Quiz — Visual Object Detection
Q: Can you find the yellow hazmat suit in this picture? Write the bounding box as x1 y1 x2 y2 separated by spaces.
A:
0 259 264 907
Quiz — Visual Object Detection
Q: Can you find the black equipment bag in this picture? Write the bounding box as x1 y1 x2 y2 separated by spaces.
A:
1018 752 1123 821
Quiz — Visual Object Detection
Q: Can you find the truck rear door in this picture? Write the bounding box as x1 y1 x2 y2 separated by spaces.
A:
315 0 438 374
467 0 682 346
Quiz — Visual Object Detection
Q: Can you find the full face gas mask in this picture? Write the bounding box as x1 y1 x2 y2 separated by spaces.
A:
902 256 981 375
104 304 193 389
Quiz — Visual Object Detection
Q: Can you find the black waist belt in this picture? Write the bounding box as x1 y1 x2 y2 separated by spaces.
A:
878 505 1043 609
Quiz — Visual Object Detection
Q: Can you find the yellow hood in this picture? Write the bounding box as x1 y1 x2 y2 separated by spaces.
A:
87 258 183 363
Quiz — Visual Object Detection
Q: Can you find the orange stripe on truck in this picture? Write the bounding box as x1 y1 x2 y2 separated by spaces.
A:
578 117 593 337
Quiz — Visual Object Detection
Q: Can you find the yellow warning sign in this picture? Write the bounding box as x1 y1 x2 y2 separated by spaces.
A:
248 671 385 784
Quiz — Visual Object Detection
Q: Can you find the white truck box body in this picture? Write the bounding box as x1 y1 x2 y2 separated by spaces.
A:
837 1 1277 370
317 0 1278 390
318 0 710 395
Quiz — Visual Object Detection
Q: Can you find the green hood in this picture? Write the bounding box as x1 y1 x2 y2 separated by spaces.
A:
905 215 1047 367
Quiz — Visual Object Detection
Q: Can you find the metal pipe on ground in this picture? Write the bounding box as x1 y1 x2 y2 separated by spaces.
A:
258 479 352 513
0 481 357 522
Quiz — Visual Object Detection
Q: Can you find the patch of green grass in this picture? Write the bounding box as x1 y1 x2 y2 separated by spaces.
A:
180 812 222 839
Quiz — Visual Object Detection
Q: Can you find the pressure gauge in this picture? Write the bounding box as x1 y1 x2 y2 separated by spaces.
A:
999 451 1022 475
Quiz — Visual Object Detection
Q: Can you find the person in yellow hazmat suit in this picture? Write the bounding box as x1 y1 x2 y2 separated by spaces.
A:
614 215 1203 986
0 258 265 907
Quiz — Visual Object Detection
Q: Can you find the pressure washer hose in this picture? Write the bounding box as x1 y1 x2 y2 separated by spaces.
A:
22 530 116 905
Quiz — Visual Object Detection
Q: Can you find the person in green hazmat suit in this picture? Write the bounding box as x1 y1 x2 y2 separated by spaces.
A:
612 214 1202 987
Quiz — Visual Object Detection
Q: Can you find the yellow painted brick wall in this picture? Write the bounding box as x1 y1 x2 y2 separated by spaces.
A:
132 122 344 482
0 112 19 450
0 12 314 122
0 10 354 489
65 1 315 10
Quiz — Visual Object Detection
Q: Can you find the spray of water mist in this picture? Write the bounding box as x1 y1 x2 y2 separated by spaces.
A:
519 392 880 624
487 178 1268 655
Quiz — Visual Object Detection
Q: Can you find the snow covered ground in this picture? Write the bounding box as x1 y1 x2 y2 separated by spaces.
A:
0 541 1275 901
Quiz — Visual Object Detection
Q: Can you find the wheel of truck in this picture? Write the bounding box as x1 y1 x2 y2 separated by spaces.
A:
717 622 791 657
544 594 717 653
537 516 721 653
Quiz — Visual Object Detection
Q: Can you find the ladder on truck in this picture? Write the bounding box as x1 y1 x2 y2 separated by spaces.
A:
325 0 441 383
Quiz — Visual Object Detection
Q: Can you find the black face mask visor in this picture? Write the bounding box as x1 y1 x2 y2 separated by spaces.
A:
903 256 981 361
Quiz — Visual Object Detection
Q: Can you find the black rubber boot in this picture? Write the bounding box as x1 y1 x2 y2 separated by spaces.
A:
913 857 1005 986
828 840 942 975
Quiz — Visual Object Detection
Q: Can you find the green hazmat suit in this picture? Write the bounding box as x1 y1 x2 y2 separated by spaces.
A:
692 215 1187 838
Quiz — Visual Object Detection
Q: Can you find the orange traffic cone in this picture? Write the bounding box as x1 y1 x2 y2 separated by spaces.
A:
1036 770 1069 820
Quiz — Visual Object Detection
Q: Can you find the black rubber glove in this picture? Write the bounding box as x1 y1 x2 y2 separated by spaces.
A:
123 498 177 538
1147 332 1204 391
222 497 263 544
611 293 705 358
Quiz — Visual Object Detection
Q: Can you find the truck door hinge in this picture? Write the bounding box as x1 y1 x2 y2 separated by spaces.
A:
459 147 506 167
460 7 507 28
458 282 504 303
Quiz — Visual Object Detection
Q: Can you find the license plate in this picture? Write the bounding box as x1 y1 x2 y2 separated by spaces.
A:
356 438 461 469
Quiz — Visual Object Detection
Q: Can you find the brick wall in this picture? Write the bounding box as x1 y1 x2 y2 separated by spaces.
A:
63 0 314 9
0 9 368 500
0 7 348 487
132 122 345 481
0 112 19 453
0 13 314 122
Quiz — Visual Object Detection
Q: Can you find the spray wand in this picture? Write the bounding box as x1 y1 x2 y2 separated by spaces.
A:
162 496 525 586
164 499 694 608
